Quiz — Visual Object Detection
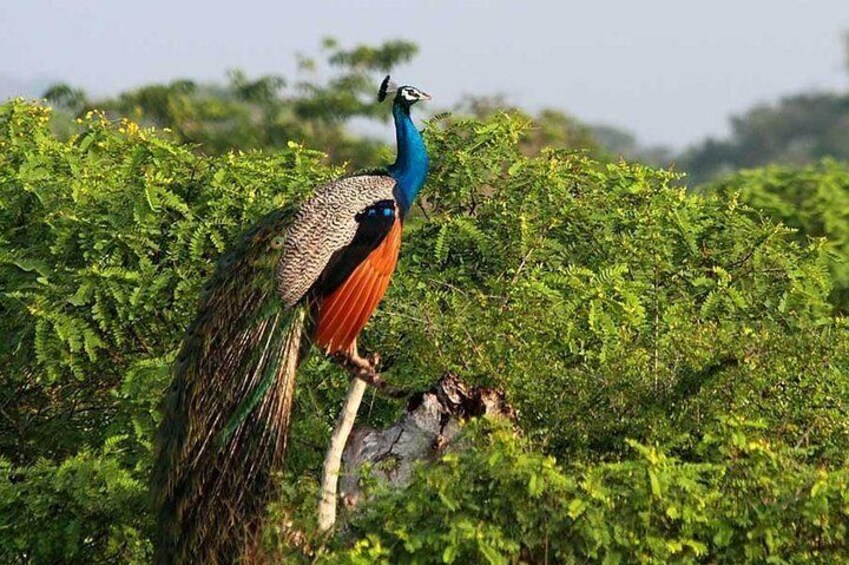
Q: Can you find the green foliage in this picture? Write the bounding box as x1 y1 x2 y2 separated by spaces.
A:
0 437 151 563
453 96 605 157
326 419 849 564
0 100 338 563
2 98 848 563
373 113 846 463
707 159 849 313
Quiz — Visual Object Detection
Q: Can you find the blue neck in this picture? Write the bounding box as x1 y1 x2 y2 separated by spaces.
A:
387 102 428 216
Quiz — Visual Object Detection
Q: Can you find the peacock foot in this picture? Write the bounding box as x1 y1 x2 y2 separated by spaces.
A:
331 341 379 374
345 351 376 374
332 342 407 399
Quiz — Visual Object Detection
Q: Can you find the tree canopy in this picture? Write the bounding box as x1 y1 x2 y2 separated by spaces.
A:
681 92 849 185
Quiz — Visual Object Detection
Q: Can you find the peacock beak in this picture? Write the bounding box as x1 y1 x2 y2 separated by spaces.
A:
420 92 432 101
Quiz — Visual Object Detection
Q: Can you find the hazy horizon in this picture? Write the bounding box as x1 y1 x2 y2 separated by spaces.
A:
3 0 848 149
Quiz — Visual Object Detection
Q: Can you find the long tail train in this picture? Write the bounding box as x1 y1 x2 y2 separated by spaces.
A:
152 209 304 565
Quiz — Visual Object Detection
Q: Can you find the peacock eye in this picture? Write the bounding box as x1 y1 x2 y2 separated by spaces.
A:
270 235 285 249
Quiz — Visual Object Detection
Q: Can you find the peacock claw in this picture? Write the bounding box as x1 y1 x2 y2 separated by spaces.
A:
350 353 373 372
329 347 408 399
332 348 374 374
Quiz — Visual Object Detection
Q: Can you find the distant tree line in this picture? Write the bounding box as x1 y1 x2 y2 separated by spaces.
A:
678 32 849 184
40 34 849 187
39 39 656 171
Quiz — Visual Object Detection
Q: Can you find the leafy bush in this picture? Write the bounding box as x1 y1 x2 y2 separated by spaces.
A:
0 101 338 562
2 99 848 563
381 114 847 462
328 419 849 564
707 159 849 314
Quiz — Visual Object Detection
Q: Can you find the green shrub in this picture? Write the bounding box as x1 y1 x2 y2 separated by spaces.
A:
1 100 847 563
379 115 847 462
327 419 849 564
0 101 338 563
707 159 849 313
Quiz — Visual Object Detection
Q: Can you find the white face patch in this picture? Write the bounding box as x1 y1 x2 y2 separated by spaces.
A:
401 87 421 101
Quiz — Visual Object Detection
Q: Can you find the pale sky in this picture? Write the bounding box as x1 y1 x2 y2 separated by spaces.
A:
2 0 848 148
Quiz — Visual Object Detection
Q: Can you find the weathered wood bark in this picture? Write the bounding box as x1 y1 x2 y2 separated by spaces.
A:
339 375 514 510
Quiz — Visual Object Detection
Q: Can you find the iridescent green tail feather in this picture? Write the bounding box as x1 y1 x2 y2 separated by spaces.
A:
152 208 305 565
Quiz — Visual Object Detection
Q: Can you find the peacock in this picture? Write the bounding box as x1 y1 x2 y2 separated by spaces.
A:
152 76 430 564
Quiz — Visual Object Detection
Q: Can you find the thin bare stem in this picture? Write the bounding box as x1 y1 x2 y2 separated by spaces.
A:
317 376 367 532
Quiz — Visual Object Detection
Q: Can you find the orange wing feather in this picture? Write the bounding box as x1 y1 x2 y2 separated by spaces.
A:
314 219 402 354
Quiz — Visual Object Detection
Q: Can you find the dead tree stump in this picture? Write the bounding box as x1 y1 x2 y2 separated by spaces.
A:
339 375 514 510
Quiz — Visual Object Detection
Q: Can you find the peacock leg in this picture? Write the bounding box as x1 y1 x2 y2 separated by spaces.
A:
332 340 407 399
344 339 375 372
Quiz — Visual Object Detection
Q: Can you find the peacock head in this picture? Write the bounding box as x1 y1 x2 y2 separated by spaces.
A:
378 75 431 109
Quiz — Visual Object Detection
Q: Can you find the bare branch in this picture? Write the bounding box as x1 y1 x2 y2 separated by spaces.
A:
317 376 367 532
